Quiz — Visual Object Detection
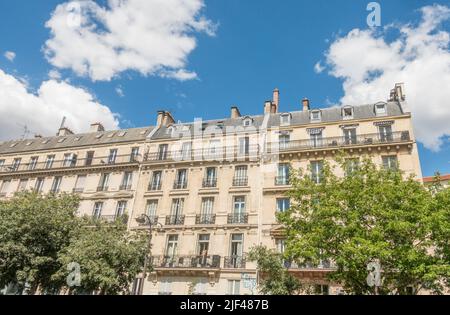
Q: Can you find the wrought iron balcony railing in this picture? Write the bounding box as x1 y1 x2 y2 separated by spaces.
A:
275 176 290 186
119 184 132 191
148 182 162 191
227 213 249 224
232 177 248 187
195 214 216 225
268 131 411 153
152 255 221 269
173 181 188 190
96 186 108 192
90 214 128 224
223 256 246 269
283 260 336 270
165 215 185 225
202 178 217 188
0 154 142 174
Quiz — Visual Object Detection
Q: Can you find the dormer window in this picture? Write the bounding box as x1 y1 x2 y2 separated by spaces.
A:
342 106 354 120
310 110 322 122
375 103 387 116
280 113 291 125
243 117 253 127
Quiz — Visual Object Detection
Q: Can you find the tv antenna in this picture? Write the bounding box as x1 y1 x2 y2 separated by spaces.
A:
59 116 67 129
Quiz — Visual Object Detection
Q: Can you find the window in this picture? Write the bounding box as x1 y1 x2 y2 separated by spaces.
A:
198 234 210 255
204 167 217 187
315 285 329 295
280 114 291 125
375 103 387 116
193 279 208 295
208 140 221 158
34 178 44 193
174 169 187 189
311 161 324 184
63 153 77 167
92 202 103 219
115 201 127 217
0 160 4 168
379 125 393 142
159 279 172 295
18 179 28 192
170 198 184 217
130 147 140 162
121 172 133 190
201 197 214 216
233 166 248 186
85 151 94 166
279 134 290 150
342 106 354 119
12 158 21 171
149 171 162 190
343 128 357 145
108 149 118 164
50 176 62 193
227 280 241 295
28 157 38 170
276 198 290 212
57 138 66 143
0 180 11 195
158 144 168 160
310 131 323 148
243 118 252 127
230 234 244 257
276 239 286 254
310 110 322 122
166 235 179 257
382 156 398 170
276 163 290 185
345 159 360 175
74 175 86 193
98 173 110 191
238 137 250 155
180 142 192 160
233 196 246 214
45 155 55 169
146 200 158 218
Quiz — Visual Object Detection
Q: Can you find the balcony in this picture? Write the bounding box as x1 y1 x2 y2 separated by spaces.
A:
148 182 162 191
165 215 185 225
275 176 289 186
268 131 412 153
232 177 248 187
223 256 246 269
173 181 188 190
152 255 221 269
72 188 84 194
119 184 132 191
0 154 142 174
96 186 108 192
227 213 249 224
202 178 217 188
144 145 260 163
91 214 128 224
284 260 336 270
195 214 216 225
137 215 159 226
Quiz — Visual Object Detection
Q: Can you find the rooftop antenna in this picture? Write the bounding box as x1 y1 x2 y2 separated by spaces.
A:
16 123 33 140
59 116 67 130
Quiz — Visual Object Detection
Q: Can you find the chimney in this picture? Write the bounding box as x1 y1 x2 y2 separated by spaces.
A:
34 134 42 139
162 111 175 126
57 127 74 137
264 101 272 114
302 98 310 111
90 122 105 133
231 106 241 119
157 111 165 127
395 83 405 101
272 88 279 113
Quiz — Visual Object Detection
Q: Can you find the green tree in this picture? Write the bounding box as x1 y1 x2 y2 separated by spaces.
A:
278 156 449 295
52 219 147 295
0 192 80 294
248 245 302 295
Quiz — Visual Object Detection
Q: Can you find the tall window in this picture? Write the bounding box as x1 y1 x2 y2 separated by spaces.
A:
345 159 360 175
174 169 187 189
34 178 44 193
130 147 140 162
165 235 178 257
379 125 393 142
197 234 210 255
310 131 323 148
0 180 11 195
238 137 250 155
98 173 110 191
343 128 357 145
74 175 86 193
108 149 118 164
17 179 28 192
121 172 133 190
276 198 290 212
50 176 62 193
277 163 290 185
12 158 21 171
208 140 221 158
170 198 184 217
201 197 214 216
0 160 4 168
193 279 208 295
63 153 77 167
115 201 127 217
279 134 290 150
276 239 286 254
146 200 158 218
149 171 162 190
158 144 168 160
180 142 192 160
45 155 55 169
311 161 324 184
159 279 172 295
28 157 38 170
204 167 217 187
92 202 103 219
233 196 246 214
382 156 398 170
233 166 248 186
85 151 94 166
227 280 240 295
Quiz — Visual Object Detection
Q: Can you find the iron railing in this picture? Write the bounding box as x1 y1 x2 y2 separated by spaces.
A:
119 184 132 191
227 213 249 224
202 178 217 188
152 255 221 269
223 256 246 269
173 181 188 190
148 182 162 191
165 215 185 225
195 214 216 225
232 177 248 187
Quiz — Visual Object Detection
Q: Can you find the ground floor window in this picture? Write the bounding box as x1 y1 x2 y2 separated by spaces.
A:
227 280 240 295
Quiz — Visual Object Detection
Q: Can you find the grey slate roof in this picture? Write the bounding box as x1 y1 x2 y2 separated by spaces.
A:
0 127 153 155
0 101 405 154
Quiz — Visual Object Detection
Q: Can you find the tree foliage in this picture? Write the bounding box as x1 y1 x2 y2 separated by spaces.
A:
277 156 450 295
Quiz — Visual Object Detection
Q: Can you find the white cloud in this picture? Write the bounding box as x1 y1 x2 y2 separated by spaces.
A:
44 0 215 82
319 4 450 151
314 61 324 73
48 69 61 80
115 85 124 97
0 68 119 141
4 51 16 62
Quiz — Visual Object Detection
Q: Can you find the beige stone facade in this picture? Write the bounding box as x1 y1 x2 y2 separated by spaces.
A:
0 84 423 295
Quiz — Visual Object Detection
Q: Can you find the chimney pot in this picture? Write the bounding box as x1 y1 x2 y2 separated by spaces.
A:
264 101 272 114
272 88 280 113
231 106 241 119
57 127 74 137
302 98 310 111
90 123 105 133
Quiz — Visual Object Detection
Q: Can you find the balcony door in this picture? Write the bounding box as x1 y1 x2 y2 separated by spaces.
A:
230 234 244 261
170 198 184 218
158 144 168 160
343 128 357 145
175 169 187 188
233 196 245 215
197 234 210 256
165 235 178 258
205 167 216 185
379 125 393 142
92 202 103 219
108 149 118 164
310 132 323 148
180 142 192 160
238 137 250 155
201 197 214 216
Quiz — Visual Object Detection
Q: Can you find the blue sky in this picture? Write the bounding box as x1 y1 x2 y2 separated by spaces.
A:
0 0 449 176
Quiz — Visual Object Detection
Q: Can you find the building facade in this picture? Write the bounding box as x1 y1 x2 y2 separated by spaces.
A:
0 83 422 295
